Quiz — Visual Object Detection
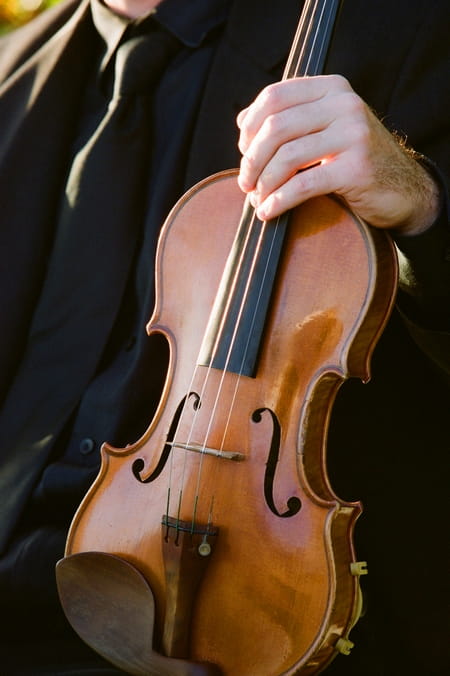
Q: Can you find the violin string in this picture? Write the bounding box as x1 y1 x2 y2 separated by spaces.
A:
165 356 199 520
190 207 274 512
304 0 329 76
217 213 284 454
163 235 251 521
192 4 328 467
166 0 333 530
189 204 290 533
309 0 338 77
188 201 270 526
284 0 334 79
164 196 258 526
283 0 319 78
185 4 322 478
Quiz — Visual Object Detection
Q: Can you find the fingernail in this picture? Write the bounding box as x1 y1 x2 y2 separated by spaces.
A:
238 175 250 193
256 197 271 220
249 190 259 207
256 206 267 220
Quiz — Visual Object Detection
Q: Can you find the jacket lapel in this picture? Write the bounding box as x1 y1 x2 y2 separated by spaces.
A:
0 0 96 403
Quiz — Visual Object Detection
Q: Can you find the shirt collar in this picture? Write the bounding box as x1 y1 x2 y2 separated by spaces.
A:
155 0 231 48
91 0 231 70
91 0 131 71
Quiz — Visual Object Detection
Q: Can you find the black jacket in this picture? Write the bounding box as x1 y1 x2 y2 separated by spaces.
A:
0 1 449 673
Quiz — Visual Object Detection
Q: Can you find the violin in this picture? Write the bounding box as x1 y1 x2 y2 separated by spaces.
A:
56 1 398 673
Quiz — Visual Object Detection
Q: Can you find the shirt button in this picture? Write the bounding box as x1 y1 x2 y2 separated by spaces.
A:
79 438 96 455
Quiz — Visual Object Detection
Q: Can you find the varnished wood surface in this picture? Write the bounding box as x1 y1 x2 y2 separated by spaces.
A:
62 170 397 674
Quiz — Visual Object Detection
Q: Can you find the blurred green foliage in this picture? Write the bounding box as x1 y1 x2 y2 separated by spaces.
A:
0 0 62 34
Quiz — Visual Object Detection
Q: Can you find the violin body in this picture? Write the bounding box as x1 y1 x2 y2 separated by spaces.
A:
58 170 397 674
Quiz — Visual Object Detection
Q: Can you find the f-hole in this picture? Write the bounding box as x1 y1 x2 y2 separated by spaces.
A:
132 392 200 483
252 407 302 517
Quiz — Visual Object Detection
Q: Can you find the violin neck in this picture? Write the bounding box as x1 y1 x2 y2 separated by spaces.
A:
197 1 342 378
283 0 342 79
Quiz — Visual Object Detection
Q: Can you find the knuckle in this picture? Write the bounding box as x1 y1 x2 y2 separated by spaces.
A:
242 151 257 171
349 120 371 146
257 166 274 193
238 136 247 154
241 150 255 170
260 82 283 109
327 73 352 92
296 161 333 198
296 168 316 193
342 153 370 189
279 139 301 171
238 125 251 153
263 111 286 140
342 91 367 117
267 189 284 213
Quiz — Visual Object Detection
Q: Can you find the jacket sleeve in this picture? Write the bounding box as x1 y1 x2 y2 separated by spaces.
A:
381 1 450 379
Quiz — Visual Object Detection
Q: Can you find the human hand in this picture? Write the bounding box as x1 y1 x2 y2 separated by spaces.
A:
237 75 440 235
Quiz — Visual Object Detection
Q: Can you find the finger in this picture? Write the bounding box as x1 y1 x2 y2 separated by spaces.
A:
246 94 377 211
238 78 322 154
238 100 334 193
253 159 342 220
237 74 351 153
236 106 249 128
246 124 348 202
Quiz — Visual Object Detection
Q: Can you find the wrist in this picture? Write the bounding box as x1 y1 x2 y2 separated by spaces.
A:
390 156 443 237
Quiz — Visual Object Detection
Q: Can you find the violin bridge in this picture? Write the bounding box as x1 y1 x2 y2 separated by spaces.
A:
169 440 245 461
